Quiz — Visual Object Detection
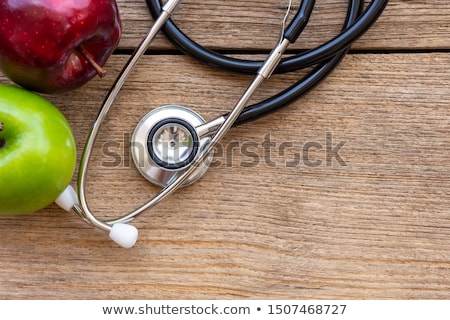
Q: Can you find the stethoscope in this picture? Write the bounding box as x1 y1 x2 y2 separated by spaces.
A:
55 0 389 248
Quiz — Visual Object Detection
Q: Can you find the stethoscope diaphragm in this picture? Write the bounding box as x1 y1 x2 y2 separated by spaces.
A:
131 105 214 187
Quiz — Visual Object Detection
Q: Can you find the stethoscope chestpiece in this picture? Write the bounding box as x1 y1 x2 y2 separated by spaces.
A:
131 105 213 187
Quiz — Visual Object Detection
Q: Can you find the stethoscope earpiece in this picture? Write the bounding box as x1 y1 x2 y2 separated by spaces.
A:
55 185 79 212
109 223 139 249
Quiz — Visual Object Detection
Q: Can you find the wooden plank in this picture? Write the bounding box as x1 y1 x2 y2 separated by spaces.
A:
0 52 449 299
117 0 450 50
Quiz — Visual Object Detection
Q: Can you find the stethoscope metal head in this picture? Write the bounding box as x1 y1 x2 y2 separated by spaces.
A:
132 105 213 187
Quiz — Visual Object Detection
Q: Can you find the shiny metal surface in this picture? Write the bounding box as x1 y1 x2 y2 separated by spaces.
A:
152 122 194 165
131 105 213 187
196 116 226 138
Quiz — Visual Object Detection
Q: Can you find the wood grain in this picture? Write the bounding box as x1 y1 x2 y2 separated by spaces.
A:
0 0 449 300
116 0 450 50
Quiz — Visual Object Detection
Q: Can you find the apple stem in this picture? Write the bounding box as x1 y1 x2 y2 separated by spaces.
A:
76 45 106 78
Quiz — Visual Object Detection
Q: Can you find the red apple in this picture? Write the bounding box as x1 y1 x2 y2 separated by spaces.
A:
0 0 121 93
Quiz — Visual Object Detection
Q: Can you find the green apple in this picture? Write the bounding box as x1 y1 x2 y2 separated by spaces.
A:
0 84 76 215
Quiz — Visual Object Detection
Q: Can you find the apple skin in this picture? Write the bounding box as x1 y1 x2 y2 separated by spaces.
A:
0 84 77 215
0 0 121 93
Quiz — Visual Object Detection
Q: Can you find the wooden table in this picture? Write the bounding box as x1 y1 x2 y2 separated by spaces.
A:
1 0 449 299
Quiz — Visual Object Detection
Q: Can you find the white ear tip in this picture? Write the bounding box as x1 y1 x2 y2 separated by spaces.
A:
54 185 79 211
109 223 138 248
